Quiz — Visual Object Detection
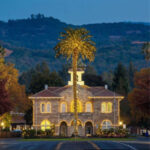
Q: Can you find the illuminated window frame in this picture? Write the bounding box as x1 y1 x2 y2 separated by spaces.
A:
41 120 51 131
85 102 92 112
107 102 112 113
46 102 51 113
101 102 107 113
40 102 51 113
101 102 112 113
101 120 112 129
40 103 46 113
60 102 67 112
71 100 82 113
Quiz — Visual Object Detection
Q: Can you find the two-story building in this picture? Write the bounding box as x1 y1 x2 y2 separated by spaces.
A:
29 68 124 136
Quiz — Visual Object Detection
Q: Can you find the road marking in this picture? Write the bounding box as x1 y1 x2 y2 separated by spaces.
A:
55 142 64 150
121 141 150 144
88 141 101 150
114 141 137 150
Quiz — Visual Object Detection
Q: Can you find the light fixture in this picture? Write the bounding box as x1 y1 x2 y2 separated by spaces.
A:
119 121 123 125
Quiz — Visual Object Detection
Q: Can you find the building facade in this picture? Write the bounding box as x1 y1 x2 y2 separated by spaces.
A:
29 69 124 136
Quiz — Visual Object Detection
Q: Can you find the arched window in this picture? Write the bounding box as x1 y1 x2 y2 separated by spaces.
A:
101 102 107 113
107 102 112 113
41 120 51 131
85 102 92 112
61 102 67 112
41 103 45 113
101 120 112 129
71 100 82 112
47 103 51 113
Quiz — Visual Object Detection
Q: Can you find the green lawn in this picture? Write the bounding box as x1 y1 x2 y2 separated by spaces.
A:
20 137 136 142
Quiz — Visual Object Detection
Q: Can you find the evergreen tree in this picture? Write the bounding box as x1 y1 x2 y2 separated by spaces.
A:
84 64 97 75
102 71 114 89
128 62 136 90
112 63 129 95
112 63 130 125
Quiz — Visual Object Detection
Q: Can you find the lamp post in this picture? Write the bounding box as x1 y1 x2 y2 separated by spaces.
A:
113 92 116 128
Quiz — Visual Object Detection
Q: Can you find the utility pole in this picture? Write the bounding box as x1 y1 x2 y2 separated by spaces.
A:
114 92 116 128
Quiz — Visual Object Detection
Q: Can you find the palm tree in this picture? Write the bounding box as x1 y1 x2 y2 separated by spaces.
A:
142 42 150 61
54 28 96 136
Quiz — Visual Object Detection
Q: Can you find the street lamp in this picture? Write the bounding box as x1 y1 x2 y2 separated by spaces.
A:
1 122 5 129
119 121 123 126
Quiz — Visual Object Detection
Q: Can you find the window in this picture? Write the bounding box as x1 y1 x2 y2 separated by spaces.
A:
101 120 112 129
47 103 51 113
86 102 92 112
71 100 82 112
41 103 45 113
101 102 112 113
61 102 67 112
107 102 112 113
41 120 51 131
101 102 107 113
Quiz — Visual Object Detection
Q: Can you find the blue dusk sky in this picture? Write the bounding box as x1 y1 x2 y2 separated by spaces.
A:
0 0 149 25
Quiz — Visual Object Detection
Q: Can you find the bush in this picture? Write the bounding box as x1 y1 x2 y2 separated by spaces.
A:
22 125 55 138
96 127 129 138
22 129 36 138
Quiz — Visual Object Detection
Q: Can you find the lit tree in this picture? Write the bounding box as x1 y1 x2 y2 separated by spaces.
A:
142 42 150 61
54 28 96 135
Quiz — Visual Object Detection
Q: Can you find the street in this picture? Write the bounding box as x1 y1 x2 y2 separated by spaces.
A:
0 138 149 150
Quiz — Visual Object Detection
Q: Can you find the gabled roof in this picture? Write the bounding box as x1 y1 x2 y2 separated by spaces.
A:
29 85 123 99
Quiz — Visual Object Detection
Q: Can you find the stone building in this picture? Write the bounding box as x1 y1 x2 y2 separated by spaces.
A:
29 68 124 136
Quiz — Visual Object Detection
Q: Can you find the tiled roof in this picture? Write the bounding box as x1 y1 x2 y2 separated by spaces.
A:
30 88 61 97
30 85 122 98
11 115 26 124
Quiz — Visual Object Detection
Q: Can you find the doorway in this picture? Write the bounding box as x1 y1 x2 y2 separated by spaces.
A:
60 122 67 136
85 122 93 136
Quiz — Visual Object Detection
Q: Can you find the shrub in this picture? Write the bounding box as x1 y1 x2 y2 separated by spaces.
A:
96 127 129 138
22 129 36 138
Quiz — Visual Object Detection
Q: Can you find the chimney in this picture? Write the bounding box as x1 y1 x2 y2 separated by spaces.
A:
44 84 48 90
105 84 108 89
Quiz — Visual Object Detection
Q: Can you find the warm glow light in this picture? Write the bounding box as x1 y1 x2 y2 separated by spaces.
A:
71 100 82 112
41 120 51 131
1 122 4 126
119 121 123 125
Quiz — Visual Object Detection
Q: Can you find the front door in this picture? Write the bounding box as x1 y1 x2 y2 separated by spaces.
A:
60 122 67 136
85 122 93 136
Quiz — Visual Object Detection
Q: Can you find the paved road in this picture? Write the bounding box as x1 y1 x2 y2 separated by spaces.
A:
0 139 149 150
93 141 150 150
0 139 59 150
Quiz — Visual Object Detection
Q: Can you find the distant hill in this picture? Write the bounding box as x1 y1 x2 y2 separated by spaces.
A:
0 14 149 73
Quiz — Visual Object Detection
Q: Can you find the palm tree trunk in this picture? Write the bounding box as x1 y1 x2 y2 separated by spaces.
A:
73 50 78 136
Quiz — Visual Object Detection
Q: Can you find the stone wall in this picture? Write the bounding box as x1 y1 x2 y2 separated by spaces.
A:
32 86 121 136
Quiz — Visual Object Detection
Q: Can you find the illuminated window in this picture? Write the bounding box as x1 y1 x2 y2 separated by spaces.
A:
71 100 82 112
47 103 51 113
101 102 107 113
86 102 92 112
61 102 67 112
101 102 112 113
107 102 112 113
41 103 45 113
41 120 51 131
101 120 112 129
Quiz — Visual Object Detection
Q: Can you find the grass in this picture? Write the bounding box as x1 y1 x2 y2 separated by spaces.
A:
20 137 136 142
